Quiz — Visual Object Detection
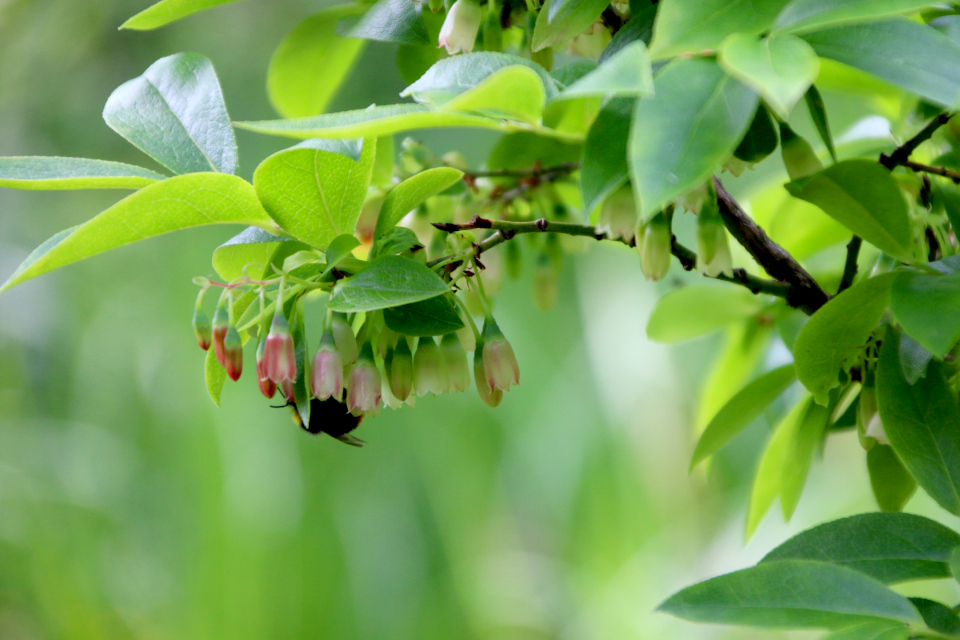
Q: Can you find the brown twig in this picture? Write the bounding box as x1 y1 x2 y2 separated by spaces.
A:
891 159 960 184
880 112 953 170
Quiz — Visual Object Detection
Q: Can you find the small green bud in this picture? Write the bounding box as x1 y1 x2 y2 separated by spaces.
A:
193 309 212 351
638 211 672 281
597 187 637 243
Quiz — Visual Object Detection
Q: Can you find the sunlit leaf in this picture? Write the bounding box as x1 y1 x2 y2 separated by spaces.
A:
374 167 463 240
121 0 242 30
0 157 166 190
327 255 450 312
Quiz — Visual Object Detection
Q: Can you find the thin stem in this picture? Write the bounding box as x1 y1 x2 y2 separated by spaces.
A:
880 112 953 170
469 257 494 320
894 159 960 183
838 235 862 294
461 162 580 179
453 293 481 341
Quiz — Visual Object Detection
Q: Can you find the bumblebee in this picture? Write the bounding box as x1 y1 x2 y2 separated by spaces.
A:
282 397 365 447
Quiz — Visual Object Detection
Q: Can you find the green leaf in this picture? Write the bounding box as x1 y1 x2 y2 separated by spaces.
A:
444 66 546 125
950 547 960 585
868 445 918 512
899 333 932 386
327 255 451 313
532 0 609 52
781 397 830 518
204 342 227 407
372 135 395 188
658 560 922 628
890 269 960 358
253 138 376 250
820 622 911 640
747 399 808 537
374 167 464 240
718 33 820 120
267 5 367 119
909 598 960 637
212 226 298 282
121 0 242 30
630 58 758 219
878 331 960 516
383 294 464 336
600 4 657 64
793 273 893 405
556 41 654 100
786 160 914 262
775 0 943 34
1 173 273 293
648 0 792 60
801 19 960 108
805 84 838 163
690 365 797 469
234 104 574 141
762 512 959 584
290 302 311 430
401 53 559 106
104 53 237 175
372 228 421 261
0 157 166 190
647 284 765 343
581 98 632 218
734 105 779 163
348 0 429 45
323 234 362 276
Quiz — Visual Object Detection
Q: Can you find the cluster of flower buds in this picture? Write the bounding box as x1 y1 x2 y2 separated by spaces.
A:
210 290 243 381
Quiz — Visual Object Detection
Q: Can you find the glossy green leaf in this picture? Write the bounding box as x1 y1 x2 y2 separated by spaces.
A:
718 33 819 119
820 622 910 640
323 234 362 276
444 66 546 125
805 84 838 163
747 399 807 537
793 273 893 405
775 0 942 34
659 560 921 628
532 0 609 52
212 226 296 281
909 598 960 637
762 512 958 583
878 332 960 516
374 167 463 240
599 4 657 64
235 104 576 142
348 0 429 45
204 345 227 407
691 365 797 470
898 333 932 386
383 294 464 336
0 157 166 190
802 19 960 108
401 53 559 106
786 160 914 262
556 41 654 100
581 97 632 218
253 138 376 250
104 53 237 175
267 5 366 119
734 105 779 163
630 58 758 218
890 269 960 358
121 0 241 30
868 445 917 512
327 255 450 313
648 0 792 59
1 173 273 293
372 227 421 261
647 285 765 343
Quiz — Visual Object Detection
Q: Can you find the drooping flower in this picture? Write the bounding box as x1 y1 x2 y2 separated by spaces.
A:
473 337 502 407
596 187 637 243
312 331 343 401
193 309 212 351
441 333 470 392
348 343 382 415
413 337 449 396
638 210 672 281
481 319 519 392
387 339 414 401
223 326 243 382
264 311 296 384
696 199 733 278
212 296 230 366
331 313 359 365
256 333 277 399
438 0 481 55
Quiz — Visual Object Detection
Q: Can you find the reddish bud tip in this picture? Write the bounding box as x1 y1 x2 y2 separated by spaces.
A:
193 309 212 351
264 313 296 384
223 327 243 381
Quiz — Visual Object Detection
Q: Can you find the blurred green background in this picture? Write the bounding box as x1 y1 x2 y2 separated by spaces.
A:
0 2 955 639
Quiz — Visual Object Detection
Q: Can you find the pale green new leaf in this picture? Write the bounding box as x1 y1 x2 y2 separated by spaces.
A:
327 255 450 313
775 0 943 34
267 5 367 119
253 138 376 251
781 399 830 518
532 0 609 52
793 273 894 405
401 53 559 106
103 53 237 175
374 167 463 240
205 346 227 407
659 560 922 628
762 512 960 584
786 160 914 262
690 365 796 469
581 97 632 218
647 284 765 343
0 157 166 190
444 67 546 125
121 0 242 30
648 0 793 60
556 41 653 100
747 399 807 537
718 33 820 119
630 58 758 218
890 269 960 358
1 173 273 292
802 19 960 109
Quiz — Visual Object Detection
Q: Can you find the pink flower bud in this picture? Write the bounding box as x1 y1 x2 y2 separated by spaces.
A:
331 313 359 365
223 326 243 382
414 337 449 396
438 0 481 54
481 319 519 392
473 338 503 407
264 312 296 384
193 309 212 351
312 332 343 401
212 300 230 366
256 335 277 399
281 380 295 403
441 333 470 392
387 339 414 401
348 343 382 415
